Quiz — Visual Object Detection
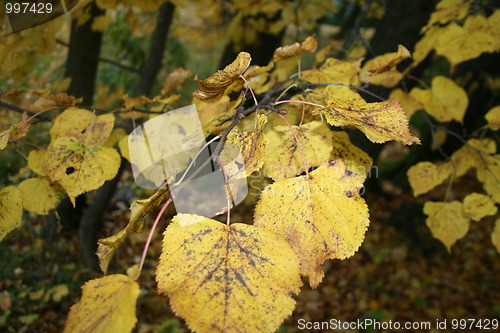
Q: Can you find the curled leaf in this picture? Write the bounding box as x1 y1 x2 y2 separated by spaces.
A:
161 67 192 95
273 36 318 62
193 52 251 102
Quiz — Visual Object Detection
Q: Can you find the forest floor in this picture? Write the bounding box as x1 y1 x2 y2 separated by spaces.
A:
0 176 498 333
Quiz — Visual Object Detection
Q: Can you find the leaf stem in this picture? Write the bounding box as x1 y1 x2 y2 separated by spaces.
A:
136 197 173 279
271 100 325 108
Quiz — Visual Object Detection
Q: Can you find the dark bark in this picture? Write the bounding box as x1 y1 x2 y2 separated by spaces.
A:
137 2 176 97
64 1 105 106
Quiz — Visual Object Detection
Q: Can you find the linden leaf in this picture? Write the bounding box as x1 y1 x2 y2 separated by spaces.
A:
422 0 470 32
492 219 500 253
314 98 420 145
450 138 496 177
0 186 23 243
193 52 251 102
44 137 121 205
50 107 115 146
254 160 370 287
18 178 61 215
263 121 333 181
64 274 140 333
476 154 500 204
161 67 192 95
156 215 302 333
197 95 235 135
407 161 452 196
97 188 168 274
27 150 47 176
273 36 318 62
0 126 14 150
221 114 268 179
424 201 470 252
485 106 500 130
330 131 373 182
410 76 468 123
462 193 498 221
301 57 362 85
389 88 423 119
361 44 410 75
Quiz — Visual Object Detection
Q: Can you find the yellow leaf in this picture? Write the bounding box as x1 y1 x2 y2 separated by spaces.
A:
197 95 234 136
424 201 470 252
389 88 423 119
64 274 140 333
44 137 121 205
450 138 496 177
410 76 468 123
50 107 115 146
156 215 302 333
0 126 14 150
361 44 410 75
273 36 318 62
193 52 251 102
492 219 500 253
485 106 500 130
43 284 69 302
27 150 47 176
422 0 470 32
161 67 192 95
330 131 373 181
412 25 443 66
0 186 23 243
97 188 168 274
462 193 498 221
91 15 110 31
301 57 362 85
104 128 127 148
434 18 497 66
254 160 370 287
118 135 130 161
476 154 500 204
221 114 268 179
314 98 420 145
263 121 333 181
407 161 452 196
18 178 61 215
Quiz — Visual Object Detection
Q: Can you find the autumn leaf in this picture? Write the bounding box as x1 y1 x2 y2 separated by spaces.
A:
97 188 169 274
301 57 362 85
462 193 498 221
424 201 470 252
330 131 373 181
161 67 192 95
254 160 370 287
476 154 500 204
44 137 121 205
450 138 496 177
50 107 115 146
492 219 500 253
273 36 318 62
0 186 23 242
263 121 333 181
410 76 468 123
64 274 140 333
485 106 500 130
389 88 423 119
27 150 47 176
314 98 420 145
18 178 62 215
193 51 251 102
220 114 268 179
0 126 14 150
360 45 410 87
422 0 470 32
156 215 302 333
407 161 452 196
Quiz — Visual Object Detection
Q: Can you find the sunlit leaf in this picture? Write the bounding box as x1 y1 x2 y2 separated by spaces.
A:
255 160 370 287
44 137 121 205
193 52 251 102
263 121 333 181
360 45 410 87
314 98 420 145
422 0 470 32
424 201 470 252
0 186 23 242
301 57 362 85
64 274 140 333
330 131 373 181
462 193 498 221
156 215 302 333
